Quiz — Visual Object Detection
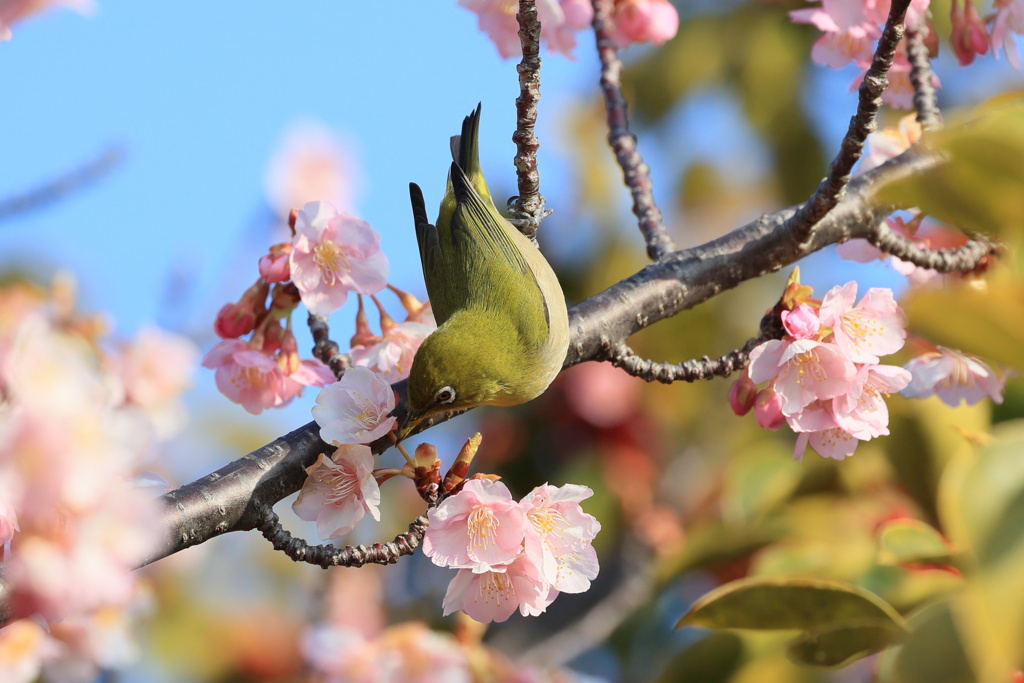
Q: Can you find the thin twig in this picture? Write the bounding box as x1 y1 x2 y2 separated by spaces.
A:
591 0 676 261
786 0 912 244
509 0 549 241
866 221 1001 272
256 506 428 569
0 145 123 221
906 28 942 130
308 313 350 380
600 311 784 384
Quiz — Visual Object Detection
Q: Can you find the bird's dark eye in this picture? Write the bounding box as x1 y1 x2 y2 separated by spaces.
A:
434 385 456 405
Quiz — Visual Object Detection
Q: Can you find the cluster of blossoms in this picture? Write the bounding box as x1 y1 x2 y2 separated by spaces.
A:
289 366 602 624
459 0 679 58
791 0 1024 105
732 279 912 460
204 200 436 414
732 275 1004 459
424 478 601 624
0 278 197 682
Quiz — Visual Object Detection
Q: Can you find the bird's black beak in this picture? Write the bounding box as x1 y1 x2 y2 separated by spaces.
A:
395 409 424 443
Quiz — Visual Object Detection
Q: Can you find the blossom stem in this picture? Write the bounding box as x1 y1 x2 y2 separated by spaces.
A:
390 432 416 467
307 312 351 380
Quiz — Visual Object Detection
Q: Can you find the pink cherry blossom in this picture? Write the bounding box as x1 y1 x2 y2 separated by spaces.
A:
902 346 1006 406
991 0 1024 70
611 0 679 48
457 0 593 58
819 282 907 363
108 326 197 438
0 618 62 683
373 624 472 682
349 320 435 383
278 358 336 406
202 339 285 415
794 422 862 460
748 338 857 415
423 479 527 572
264 120 356 218
289 201 388 317
292 445 381 540
312 366 396 445
781 304 822 340
832 363 912 439
790 0 880 68
442 554 551 623
520 484 600 594
0 0 92 41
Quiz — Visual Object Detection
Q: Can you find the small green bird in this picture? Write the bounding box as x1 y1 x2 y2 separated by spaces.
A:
400 104 569 438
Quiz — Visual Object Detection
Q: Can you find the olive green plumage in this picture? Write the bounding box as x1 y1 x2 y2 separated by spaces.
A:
401 105 569 437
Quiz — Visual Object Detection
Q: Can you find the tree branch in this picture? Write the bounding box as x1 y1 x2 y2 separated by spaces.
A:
509 0 550 240
906 28 942 131
0 145 123 221
591 0 676 260
785 0 911 244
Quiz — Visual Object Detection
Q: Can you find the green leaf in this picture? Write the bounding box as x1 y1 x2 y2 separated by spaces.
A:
653 632 745 683
678 577 908 668
678 576 907 632
787 621 908 668
939 421 1024 677
876 518 955 567
877 600 977 683
872 102 1024 238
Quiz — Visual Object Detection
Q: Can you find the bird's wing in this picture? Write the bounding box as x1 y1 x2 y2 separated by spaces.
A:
448 161 551 334
450 103 493 205
410 182 457 325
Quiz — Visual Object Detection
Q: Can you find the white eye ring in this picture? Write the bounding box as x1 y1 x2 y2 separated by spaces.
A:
434 386 456 406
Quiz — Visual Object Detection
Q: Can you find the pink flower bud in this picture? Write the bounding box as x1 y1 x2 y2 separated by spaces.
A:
754 388 786 430
258 244 292 283
781 304 821 340
213 280 269 338
950 0 990 66
214 302 256 339
349 296 379 348
728 373 758 416
371 294 397 334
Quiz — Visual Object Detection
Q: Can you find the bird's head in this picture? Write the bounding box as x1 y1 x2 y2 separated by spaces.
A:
398 315 520 440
